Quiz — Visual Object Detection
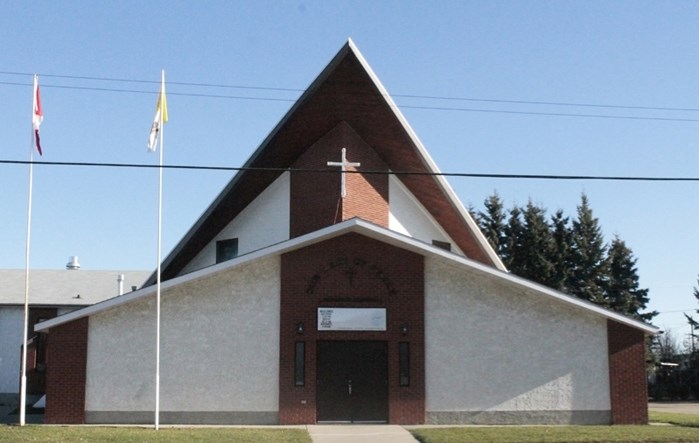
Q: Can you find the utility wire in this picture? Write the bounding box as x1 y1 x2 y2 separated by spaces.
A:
1 80 696 122
0 81 297 103
0 70 303 92
394 94 699 113
2 72 699 121
2 159 698 182
396 105 699 122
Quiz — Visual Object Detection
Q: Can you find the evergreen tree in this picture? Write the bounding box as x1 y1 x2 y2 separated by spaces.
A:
502 205 524 273
517 201 556 287
477 192 507 258
549 210 572 292
567 194 608 306
475 192 654 322
606 236 656 322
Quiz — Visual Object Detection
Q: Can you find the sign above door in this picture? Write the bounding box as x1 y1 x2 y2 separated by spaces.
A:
317 307 386 331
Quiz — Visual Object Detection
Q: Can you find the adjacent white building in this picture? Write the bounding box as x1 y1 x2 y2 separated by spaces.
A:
0 264 149 402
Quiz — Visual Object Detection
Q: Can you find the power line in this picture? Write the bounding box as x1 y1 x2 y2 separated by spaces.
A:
2 72 699 122
397 105 699 122
0 81 297 103
2 159 699 182
0 70 303 92
394 93 699 113
1 80 696 123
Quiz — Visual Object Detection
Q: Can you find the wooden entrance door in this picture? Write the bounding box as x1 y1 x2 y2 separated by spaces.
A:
316 341 388 423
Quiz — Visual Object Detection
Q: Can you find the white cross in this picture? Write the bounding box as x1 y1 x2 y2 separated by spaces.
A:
327 148 361 198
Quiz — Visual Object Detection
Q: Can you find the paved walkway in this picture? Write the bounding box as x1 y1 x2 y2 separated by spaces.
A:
649 401 699 415
307 425 418 443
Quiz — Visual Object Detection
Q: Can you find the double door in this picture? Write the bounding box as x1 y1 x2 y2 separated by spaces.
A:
316 340 388 423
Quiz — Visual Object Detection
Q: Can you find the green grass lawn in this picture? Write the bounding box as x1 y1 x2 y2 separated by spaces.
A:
4 412 699 443
409 412 699 443
410 425 699 443
0 426 312 443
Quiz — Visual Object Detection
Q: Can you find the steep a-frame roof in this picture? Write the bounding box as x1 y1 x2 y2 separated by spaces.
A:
149 39 503 285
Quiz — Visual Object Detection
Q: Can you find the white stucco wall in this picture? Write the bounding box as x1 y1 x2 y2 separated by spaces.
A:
0 307 23 394
425 257 610 414
181 173 290 275
388 175 463 255
85 256 280 414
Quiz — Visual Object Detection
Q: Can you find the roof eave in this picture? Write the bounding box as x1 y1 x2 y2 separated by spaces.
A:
38 218 656 336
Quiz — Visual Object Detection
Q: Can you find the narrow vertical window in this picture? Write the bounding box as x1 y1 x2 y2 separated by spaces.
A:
295 341 305 386
399 342 410 387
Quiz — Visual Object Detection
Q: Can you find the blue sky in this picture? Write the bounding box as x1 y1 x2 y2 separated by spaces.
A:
2 1 698 340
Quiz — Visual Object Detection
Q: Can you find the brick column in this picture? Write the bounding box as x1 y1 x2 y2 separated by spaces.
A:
44 317 89 424
607 319 648 424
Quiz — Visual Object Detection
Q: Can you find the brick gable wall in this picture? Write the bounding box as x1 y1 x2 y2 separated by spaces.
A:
607 319 648 424
44 317 88 424
290 122 388 238
279 233 425 424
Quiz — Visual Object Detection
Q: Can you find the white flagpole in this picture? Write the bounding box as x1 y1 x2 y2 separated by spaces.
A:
20 75 39 426
154 69 164 431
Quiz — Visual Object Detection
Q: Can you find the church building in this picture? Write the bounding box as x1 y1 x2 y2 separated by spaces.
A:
36 40 656 426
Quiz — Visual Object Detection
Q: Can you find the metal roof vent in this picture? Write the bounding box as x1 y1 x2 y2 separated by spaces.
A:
66 256 81 270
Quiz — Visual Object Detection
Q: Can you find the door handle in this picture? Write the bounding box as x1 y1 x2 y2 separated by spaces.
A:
348 380 352 395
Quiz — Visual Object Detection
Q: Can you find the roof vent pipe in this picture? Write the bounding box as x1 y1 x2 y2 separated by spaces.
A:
117 274 125 296
66 256 80 270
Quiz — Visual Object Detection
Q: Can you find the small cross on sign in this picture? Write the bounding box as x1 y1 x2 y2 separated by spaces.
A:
327 148 360 198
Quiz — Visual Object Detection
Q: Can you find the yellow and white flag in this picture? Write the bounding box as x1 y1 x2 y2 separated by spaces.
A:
147 71 168 151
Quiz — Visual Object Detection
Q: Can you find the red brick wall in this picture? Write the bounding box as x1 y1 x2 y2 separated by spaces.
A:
44 317 89 424
279 233 425 424
607 319 648 424
290 122 388 238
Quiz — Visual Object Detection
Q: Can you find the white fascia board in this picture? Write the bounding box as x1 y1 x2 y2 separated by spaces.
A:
346 41 506 272
36 218 657 336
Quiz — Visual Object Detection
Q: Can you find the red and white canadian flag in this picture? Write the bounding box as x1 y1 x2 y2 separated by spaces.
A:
32 75 43 156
